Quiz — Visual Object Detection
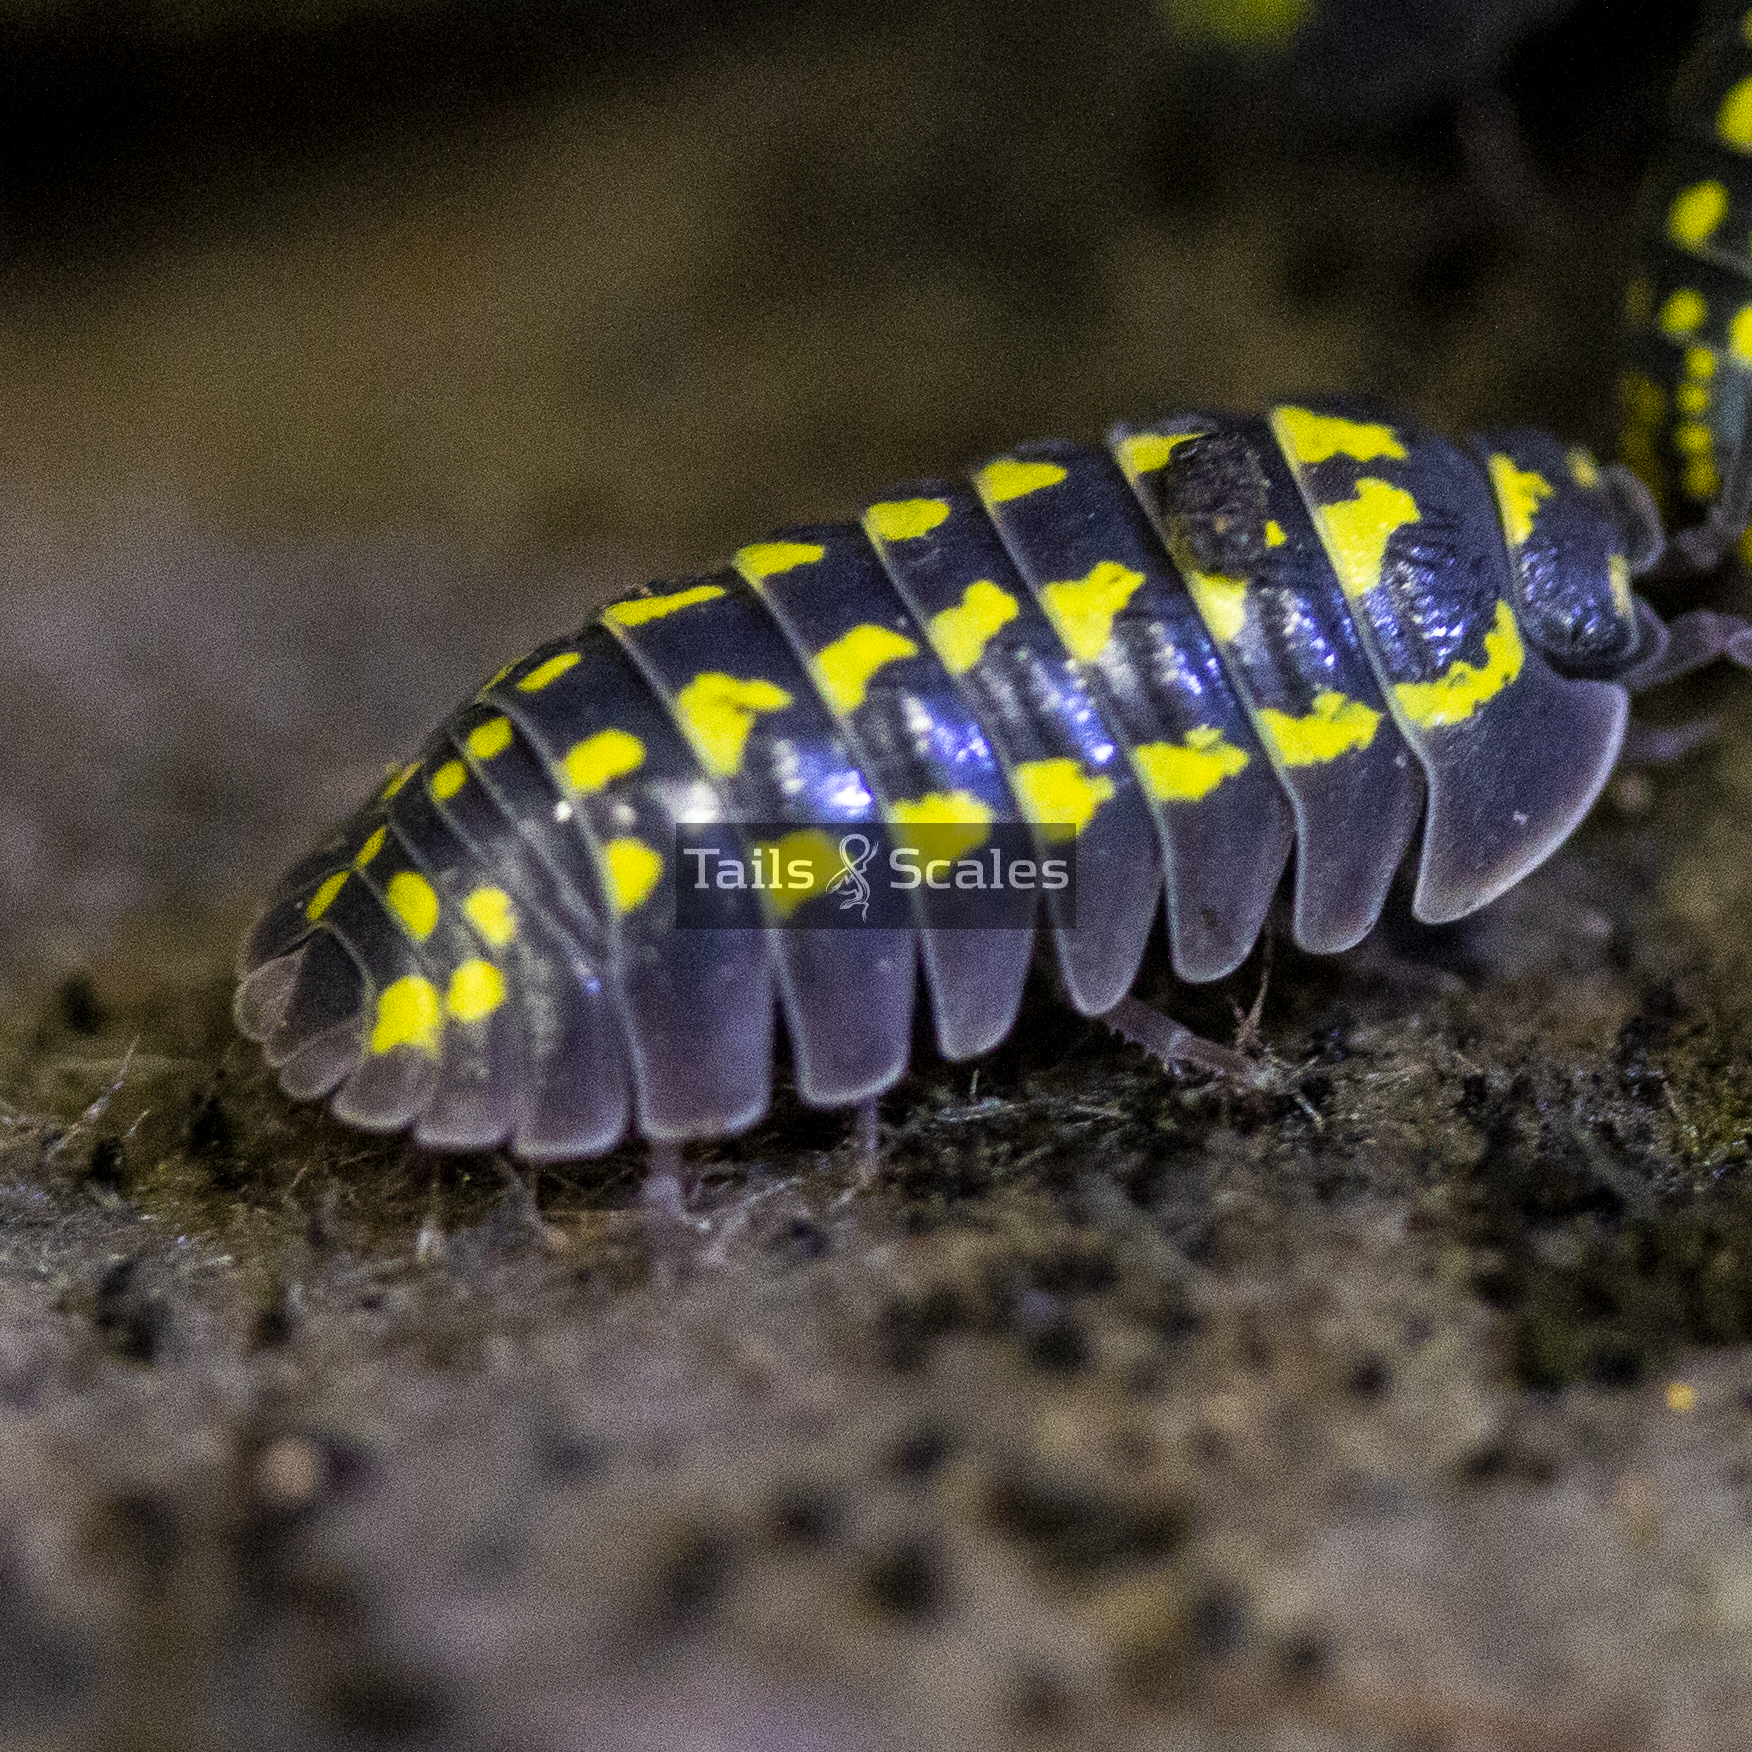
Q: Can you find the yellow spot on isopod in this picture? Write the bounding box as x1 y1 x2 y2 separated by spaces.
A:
753 828 844 920
1392 600 1525 730
1312 478 1420 600
386 870 440 941
1660 288 1707 338
1133 727 1250 802
463 885 516 947
1665 1380 1696 1414
446 958 504 1023
1257 691 1381 766
602 837 663 914
674 672 793 777
736 541 825 581
517 651 580 691
371 975 441 1057
1685 457 1723 501
604 583 726 626
354 827 387 867
1185 571 1248 643
429 760 466 801
888 791 994 864
1731 304 1752 367
1114 430 1200 477
813 623 920 714
928 580 1019 676
1669 179 1729 249
559 727 645 793
977 457 1068 503
1675 420 1715 456
1678 383 1711 415
466 716 513 761
1264 520 1287 547
1039 559 1146 661
1567 449 1601 490
1272 407 1407 465
381 761 419 800
1609 553 1633 618
306 871 347 921
1487 455 1554 547
1010 759 1114 841
1719 74 1752 151
865 498 950 542
1687 346 1716 379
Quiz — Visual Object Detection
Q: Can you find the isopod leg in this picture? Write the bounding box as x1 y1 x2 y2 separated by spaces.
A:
854 1096 880 1178
641 1140 691 1220
1621 604 1749 691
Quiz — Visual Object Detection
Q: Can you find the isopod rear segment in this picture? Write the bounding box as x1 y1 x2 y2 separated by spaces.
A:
235 396 1679 1160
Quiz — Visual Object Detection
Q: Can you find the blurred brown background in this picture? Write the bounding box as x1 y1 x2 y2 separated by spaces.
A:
0 0 1706 563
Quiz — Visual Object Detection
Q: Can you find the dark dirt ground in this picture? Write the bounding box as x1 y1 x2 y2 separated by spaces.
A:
9 1 1752 1747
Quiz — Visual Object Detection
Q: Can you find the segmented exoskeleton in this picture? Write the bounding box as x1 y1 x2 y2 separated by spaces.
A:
1621 3 1752 567
236 395 1704 1160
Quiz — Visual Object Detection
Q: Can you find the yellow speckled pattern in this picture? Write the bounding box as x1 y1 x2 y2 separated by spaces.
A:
1311 478 1421 601
1661 287 1707 338
865 498 950 542
1038 559 1146 661
517 650 581 692
1010 759 1114 841
559 727 646 794
1487 455 1554 547
1392 601 1525 729
1731 305 1752 366
1256 692 1381 767
1134 728 1250 802
1719 74 1752 150
371 975 442 1057
462 885 516 947
603 584 726 627
736 541 826 581
602 837 663 914
380 761 419 800
466 716 513 761
1273 408 1407 466
1184 571 1248 642
1114 431 1201 476
1567 449 1601 490
977 457 1068 503
305 870 347 921
674 672 794 777
429 760 467 801
753 827 844 920
812 623 920 714
446 958 505 1023
1669 179 1729 248
355 826 387 867
888 791 994 864
1609 553 1633 617
926 580 1019 676
386 870 440 941
1264 520 1287 547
